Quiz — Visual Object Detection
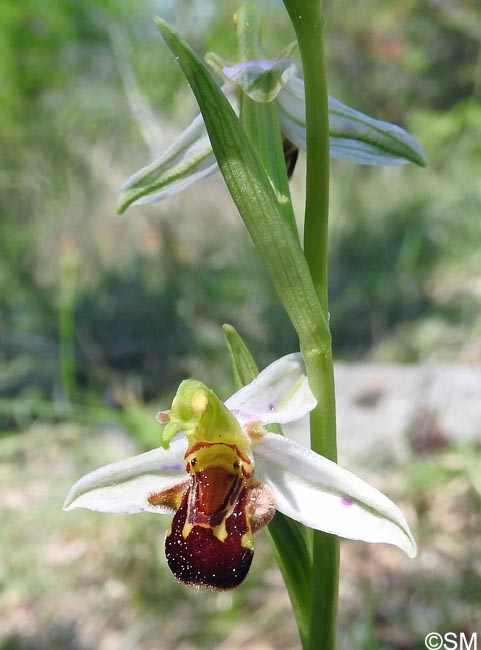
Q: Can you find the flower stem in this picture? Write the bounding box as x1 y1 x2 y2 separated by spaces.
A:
302 348 339 650
282 0 330 310
281 1 339 648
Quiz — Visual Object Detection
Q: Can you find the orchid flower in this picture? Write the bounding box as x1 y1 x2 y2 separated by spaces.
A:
64 353 416 590
118 52 425 213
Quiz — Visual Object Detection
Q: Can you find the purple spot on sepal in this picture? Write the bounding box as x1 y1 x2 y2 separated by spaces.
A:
268 403 275 411
341 497 353 507
230 408 251 421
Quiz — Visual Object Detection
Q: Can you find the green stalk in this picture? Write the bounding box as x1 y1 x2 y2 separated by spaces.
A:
303 348 339 650
281 0 330 309
281 2 339 649
58 236 78 404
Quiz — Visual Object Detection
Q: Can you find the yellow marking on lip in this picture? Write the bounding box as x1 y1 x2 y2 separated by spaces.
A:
181 520 194 539
181 519 229 543
241 530 254 551
185 442 254 478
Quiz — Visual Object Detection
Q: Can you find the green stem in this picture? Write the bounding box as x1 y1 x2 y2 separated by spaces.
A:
281 2 338 649
283 1 330 311
309 530 339 650
303 349 339 650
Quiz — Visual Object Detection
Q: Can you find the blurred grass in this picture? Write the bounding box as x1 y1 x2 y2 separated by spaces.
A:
1 0 481 647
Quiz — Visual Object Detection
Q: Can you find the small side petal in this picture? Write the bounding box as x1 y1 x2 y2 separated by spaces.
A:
63 438 187 514
225 353 316 425
255 433 417 557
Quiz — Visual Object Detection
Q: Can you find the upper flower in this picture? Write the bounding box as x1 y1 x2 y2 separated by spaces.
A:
118 53 425 213
64 353 417 590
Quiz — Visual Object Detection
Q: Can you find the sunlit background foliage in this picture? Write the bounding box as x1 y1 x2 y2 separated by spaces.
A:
1 0 480 648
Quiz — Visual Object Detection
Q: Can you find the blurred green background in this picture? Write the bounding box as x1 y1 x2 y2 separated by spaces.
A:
1 0 480 648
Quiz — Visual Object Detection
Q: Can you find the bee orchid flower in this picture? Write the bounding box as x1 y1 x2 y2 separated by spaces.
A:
64 353 416 590
118 53 425 213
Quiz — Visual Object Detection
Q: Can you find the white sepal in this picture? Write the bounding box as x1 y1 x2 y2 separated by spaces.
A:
118 85 240 210
277 76 426 167
225 353 316 426
63 438 188 515
254 432 417 558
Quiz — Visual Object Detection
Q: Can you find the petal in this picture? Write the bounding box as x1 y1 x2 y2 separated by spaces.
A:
63 438 188 514
205 46 298 104
277 75 426 167
254 433 417 557
117 85 240 213
225 353 316 425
